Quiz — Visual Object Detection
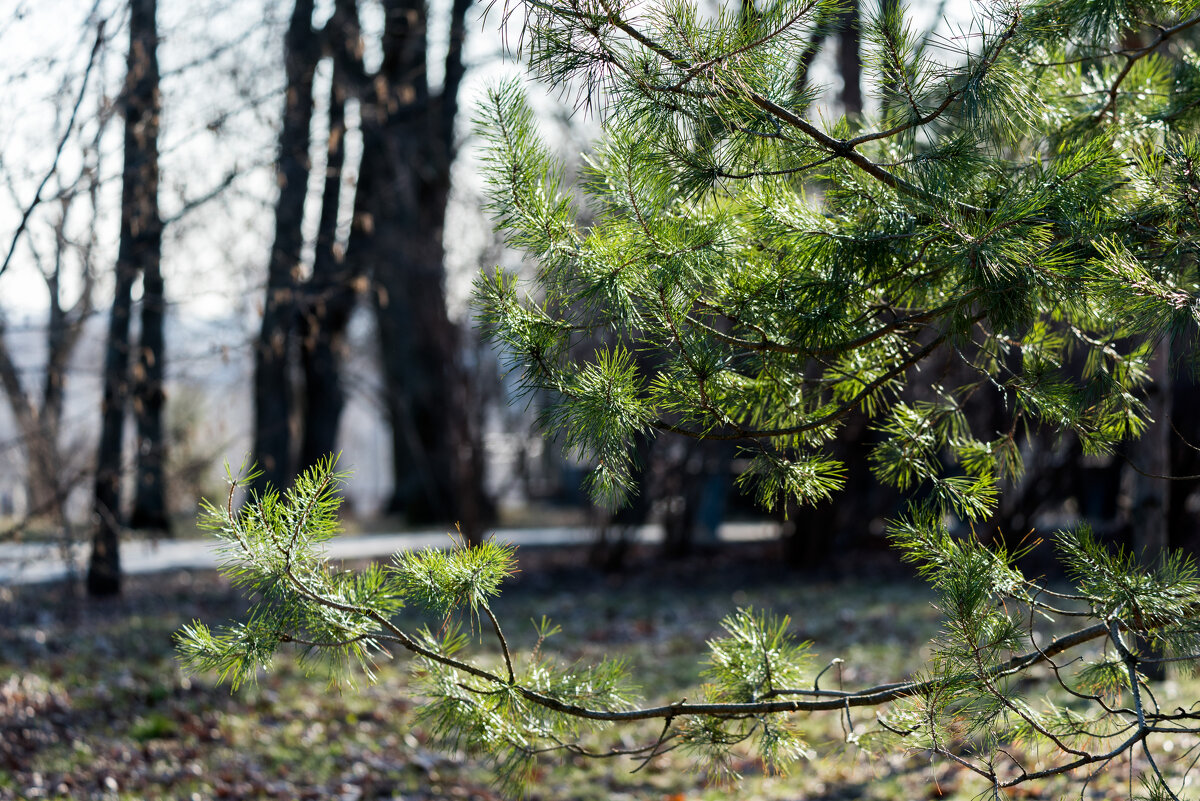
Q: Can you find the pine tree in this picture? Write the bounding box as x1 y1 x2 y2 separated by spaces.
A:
180 0 1200 795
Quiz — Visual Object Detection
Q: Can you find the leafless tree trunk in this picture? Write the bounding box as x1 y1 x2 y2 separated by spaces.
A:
298 0 364 474
792 0 864 115
1127 341 1171 678
251 0 490 535
836 0 862 115
360 0 489 537
130 126 169 532
89 0 161 596
253 0 319 495
1131 344 1171 558
0 197 97 520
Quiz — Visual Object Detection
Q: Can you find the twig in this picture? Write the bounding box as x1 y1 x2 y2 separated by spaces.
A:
482 602 516 684
0 21 106 281
162 169 240 226
1096 15 1200 122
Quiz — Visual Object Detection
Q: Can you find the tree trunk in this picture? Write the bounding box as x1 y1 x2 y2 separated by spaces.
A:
253 0 319 495
836 0 862 115
357 0 486 534
0 168 95 529
1128 341 1170 679
40 241 75 515
89 0 161 597
299 50 358 473
0 342 57 516
1131 344 1171 557
793 0 863 115
130 218 169 531
368 132 459 524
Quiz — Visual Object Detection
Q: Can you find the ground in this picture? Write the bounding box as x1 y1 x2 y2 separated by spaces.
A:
0 542 1194 800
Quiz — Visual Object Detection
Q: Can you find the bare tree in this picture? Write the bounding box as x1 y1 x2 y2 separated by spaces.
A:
251 0 490 538
0 20 106 533
299 0 366 474
0 200 98 530
89 0 162 596
252 0 319 496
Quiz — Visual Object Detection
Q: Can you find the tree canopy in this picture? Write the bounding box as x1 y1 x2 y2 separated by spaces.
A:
179 0 1200 796
475 0 1200 517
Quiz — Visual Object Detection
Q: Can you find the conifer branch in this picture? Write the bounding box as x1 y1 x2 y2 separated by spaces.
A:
1096 15 1200 122
187 0 1200 791
181 460 1200 792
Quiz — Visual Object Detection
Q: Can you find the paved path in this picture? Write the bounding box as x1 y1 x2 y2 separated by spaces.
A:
0 522 778 586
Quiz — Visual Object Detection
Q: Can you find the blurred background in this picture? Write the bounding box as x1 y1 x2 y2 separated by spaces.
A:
1 0 1200 596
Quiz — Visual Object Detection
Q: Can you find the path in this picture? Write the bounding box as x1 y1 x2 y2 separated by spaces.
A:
0 522 778 586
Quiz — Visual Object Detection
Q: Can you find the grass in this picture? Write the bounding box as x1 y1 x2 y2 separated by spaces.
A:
1 542 1196 800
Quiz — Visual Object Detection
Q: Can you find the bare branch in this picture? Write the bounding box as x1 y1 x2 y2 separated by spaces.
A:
0 21 106 281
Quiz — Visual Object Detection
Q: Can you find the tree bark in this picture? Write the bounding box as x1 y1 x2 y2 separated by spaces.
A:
355 0 486 534
299 46 358 473
253 0 319 495
365 119 459 523
0 332 56 516
1128 341 1170 679
836 0 862 115
89 0 161 596
1130 343 1171 558
130 201 169 531
254 0 489 531
0 147 96 532
793 0 863 115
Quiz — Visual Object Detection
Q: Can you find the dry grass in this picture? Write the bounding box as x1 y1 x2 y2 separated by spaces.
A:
1 542 1195 800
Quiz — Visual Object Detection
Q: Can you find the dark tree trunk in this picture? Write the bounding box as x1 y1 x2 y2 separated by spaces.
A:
89 0 161 596
130 222 169 531
1128 341 1170 679
253 0 319 494
1168 370 1200 557
781 413 880 569
252 0 489 530
299 47 358 473
353 0 487 536
793 0 863 114
836 0 862 115
1131 343 1171 558
368 127 459 524
793 31 827 100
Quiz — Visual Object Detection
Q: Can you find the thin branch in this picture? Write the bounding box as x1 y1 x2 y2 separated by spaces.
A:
1118 450 1200 482
1 21 106 281
1095 15 1200 122
482 602 516 684
162 169 241 227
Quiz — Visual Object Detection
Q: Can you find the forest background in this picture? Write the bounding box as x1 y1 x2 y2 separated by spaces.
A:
3 0 1198 595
